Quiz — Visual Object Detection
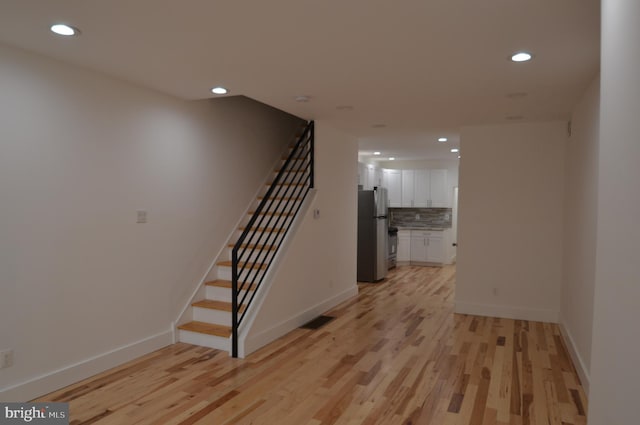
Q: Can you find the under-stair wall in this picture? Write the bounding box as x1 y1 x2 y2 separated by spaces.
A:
242 122 359 355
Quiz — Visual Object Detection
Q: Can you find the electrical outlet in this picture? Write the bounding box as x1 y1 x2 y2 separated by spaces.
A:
0 349 14 369
415 214 420 220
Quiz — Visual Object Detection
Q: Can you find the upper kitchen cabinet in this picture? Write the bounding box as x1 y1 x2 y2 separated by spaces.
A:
428 169 449 208
382 169 402 207
401 170 415 207
392 168 449 208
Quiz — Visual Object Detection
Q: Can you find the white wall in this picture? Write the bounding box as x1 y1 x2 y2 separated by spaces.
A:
560 76 599 394
589 1 640 423
456 122 566 322
0 44 303 400
245 122 359 352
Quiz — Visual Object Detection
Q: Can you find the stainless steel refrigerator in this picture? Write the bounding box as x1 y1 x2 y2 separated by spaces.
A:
357 187 388 282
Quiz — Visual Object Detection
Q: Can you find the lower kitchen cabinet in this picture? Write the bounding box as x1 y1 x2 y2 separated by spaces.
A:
410 232 428 262
426 236 444 263
408 230 445 265
397 230 411 262
395 229 452 266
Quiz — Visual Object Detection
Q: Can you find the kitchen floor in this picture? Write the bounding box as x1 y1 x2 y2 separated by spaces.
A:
36 265 587 425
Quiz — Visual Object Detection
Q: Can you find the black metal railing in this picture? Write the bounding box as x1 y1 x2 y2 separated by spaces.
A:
231 121 314 357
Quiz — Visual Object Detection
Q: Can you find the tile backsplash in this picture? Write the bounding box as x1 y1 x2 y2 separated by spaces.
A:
389 208 452 228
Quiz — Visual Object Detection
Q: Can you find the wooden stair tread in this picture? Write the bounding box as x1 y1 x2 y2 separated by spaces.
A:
205 280 257 291
192 299 246 313
178 321 231 338
217 260 268 270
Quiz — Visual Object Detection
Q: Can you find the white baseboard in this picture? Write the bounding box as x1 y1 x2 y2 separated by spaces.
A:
454 301 559 323
0 329 172 402
241 285 358 357
558 319 591 396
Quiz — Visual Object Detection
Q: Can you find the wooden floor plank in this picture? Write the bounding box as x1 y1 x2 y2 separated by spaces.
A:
35 265 588 425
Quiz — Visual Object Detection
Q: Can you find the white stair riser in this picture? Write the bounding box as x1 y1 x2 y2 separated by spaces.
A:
179 330 230 352
193 307 231 326
205 286 252 302
217 265 266 282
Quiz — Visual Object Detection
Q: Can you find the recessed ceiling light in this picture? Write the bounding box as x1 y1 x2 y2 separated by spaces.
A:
389 157 395 161
458 156 461 159
438 137 448 142
510 52 533 62
295 95 311 103
50 24 80 36
211 87 228 95
451 148 459 153
373 151 381 155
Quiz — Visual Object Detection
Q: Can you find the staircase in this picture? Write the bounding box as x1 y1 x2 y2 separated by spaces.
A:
178 121 314 357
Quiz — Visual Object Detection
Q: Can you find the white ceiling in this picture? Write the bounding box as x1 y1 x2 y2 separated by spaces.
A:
0 0 600 160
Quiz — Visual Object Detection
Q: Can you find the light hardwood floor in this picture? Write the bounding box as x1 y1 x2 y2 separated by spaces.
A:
36 265 588 425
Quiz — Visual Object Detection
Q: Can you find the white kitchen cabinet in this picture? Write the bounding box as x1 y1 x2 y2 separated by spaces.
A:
397 230 411 262
414 170 430 207
426 235 444 263
382 169 402 207
395 168 449 208
401 170 414 207
410 232 428 262
409 230 445 264
429 169 449 207
401 169 430 207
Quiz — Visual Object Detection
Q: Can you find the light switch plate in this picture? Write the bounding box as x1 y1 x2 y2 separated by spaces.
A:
0 349 14 369
137 210 147 223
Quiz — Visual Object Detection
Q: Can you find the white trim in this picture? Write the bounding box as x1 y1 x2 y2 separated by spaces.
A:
454 301 559 323
0 329 172 402
558 317 591 396
241 285 359 357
